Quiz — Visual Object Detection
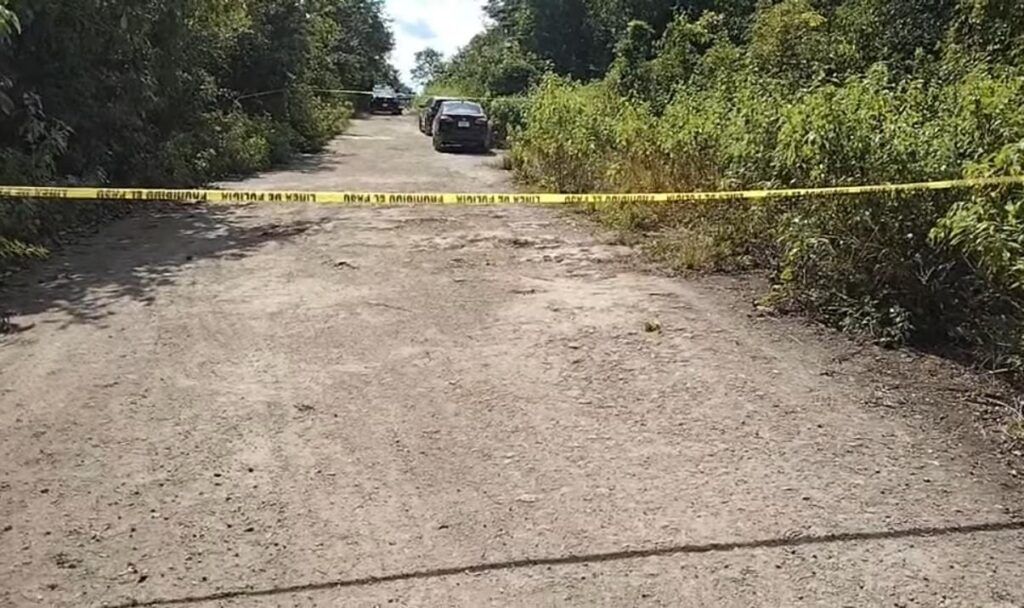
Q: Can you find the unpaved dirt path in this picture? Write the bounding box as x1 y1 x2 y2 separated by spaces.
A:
1 115 1023 607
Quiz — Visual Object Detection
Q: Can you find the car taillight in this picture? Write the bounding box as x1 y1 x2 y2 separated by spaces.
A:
475 117 488 125
440 115 454 123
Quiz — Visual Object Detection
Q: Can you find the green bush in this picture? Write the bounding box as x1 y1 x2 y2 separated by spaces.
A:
265 119 300 165
748 0 830 84
930 142 1024 368
934 142 1024 293
510 31 1024 371
288 88 352 152
770 192 957 344
145 111 280 186
485 96 532 147
511 76 621 193
0 0 392 275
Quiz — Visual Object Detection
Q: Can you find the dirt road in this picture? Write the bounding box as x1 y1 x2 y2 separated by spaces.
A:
1 115 1023 607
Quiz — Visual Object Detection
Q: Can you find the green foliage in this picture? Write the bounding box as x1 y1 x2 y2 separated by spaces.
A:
486 96 532 147
511 76 621 192
607 20 658 102
0 0 391 272
933 142 1024 294
475 0 752 85
150 111 281 186
648 12 724 105
413 48 447 85
748 0 829 83
833 0 957 71
952 0 1024 64
287 86 353 152
509 0 1024 371
426 31 546 98
504 0 609 80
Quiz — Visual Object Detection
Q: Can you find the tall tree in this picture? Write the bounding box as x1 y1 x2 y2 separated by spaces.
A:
412 48 447 84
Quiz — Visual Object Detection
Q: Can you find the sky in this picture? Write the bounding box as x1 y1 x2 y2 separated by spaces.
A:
385 0 489 87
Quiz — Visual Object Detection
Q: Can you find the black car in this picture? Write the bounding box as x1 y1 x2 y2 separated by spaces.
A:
370 93 402 115
432 100 490 152
419 96 456 135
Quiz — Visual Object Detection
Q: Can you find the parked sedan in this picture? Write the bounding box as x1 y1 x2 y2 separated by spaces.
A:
432 101 490 152
419 96 456 135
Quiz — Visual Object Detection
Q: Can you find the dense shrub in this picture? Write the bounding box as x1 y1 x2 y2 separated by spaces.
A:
511 76 621 193
507 1 1024 371
407 0 1024 370
485 96 532 147
287 87 353 153
0 0 391 273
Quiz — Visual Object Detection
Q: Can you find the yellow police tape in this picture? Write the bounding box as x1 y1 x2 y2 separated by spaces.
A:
0 175 1022 207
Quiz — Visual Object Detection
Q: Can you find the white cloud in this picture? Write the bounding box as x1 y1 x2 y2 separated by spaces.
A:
386 0 488 87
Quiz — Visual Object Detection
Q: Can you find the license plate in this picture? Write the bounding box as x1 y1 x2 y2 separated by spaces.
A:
458 120 470 128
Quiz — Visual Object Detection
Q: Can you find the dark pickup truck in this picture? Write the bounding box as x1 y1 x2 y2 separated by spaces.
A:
370 93 402 115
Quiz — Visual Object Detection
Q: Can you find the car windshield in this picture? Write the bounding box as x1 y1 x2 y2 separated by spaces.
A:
440 101 483 115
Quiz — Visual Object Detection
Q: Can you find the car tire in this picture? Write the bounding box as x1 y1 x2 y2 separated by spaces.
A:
433 137 444 152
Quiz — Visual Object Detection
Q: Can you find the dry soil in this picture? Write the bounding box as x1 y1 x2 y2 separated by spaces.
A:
1 115 1022 607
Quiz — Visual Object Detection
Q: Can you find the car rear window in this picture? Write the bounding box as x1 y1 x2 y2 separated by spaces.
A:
440 101 483 115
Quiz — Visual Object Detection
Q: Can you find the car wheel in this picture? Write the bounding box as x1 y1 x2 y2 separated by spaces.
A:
433 137 444 152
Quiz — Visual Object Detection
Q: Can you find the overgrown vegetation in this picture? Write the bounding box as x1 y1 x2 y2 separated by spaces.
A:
422 0 1024 373
0 0 398 269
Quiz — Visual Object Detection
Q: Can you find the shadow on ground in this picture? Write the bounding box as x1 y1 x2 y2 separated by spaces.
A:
217 152 357 180
0 204 326 329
